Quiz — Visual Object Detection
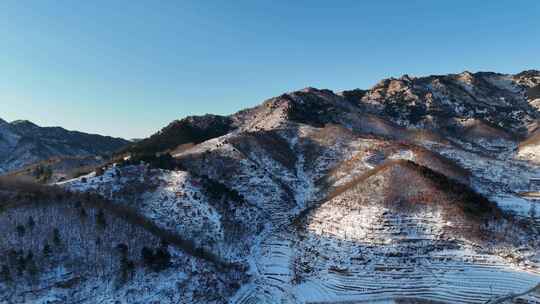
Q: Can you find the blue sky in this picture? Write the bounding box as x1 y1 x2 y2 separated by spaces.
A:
1 1 539 138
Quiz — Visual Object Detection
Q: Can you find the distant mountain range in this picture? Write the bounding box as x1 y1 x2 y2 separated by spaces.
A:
1 70 539 303
0 119 129 174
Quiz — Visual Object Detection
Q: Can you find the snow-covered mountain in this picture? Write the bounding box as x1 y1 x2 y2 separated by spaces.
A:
0 119 129 174
1 70 540 303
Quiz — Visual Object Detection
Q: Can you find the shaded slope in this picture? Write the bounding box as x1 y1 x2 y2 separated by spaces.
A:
0 179 244 303
9 120 128 154
124 114 234 156
0 120 129 174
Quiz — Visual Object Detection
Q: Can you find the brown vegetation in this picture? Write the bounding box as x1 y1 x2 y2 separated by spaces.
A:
519 129 540 149
229 130 298 171
3 156 104 184
295 159 507 242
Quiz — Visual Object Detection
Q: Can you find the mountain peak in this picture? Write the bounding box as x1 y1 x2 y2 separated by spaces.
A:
516 69 540 76
10 119 40 128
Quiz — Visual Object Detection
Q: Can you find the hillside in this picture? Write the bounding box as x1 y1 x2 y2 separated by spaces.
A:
123 114 235 156
1 70 539 303
518 130 540 165
4 155 105 184
288 161 538 304
0 179 245 303
0 119 129 174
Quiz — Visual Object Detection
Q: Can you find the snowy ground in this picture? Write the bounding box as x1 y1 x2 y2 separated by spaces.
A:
58 122 540 304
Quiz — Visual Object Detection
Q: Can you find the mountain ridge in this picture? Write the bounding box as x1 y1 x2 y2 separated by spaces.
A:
0 119 129 175
119 70 539 160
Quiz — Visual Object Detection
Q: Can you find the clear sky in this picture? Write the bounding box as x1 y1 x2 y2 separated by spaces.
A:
1 1 539 139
